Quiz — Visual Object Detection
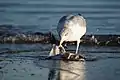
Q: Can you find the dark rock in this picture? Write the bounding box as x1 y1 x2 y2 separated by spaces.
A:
0 31 120 46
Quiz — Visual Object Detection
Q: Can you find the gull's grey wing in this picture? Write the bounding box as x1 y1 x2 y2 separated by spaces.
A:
57 14 86 36
57 15 74 35
57 16 67 35
67 14 86 28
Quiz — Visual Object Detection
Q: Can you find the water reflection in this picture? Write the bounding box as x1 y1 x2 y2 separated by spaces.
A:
48 60 59 80
48 60 85 80
59 60 85 80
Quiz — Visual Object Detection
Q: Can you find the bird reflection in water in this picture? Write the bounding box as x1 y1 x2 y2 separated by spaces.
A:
59 60 85 80
48 59 85 80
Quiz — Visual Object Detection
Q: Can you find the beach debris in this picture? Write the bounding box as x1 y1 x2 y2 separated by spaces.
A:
49 44 60 56
49 44 84 61
48 52 85 61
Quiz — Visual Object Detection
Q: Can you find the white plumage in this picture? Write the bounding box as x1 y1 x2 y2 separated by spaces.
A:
57 14 86 54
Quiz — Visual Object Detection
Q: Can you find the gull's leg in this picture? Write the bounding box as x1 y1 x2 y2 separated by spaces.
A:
60 45 66 53
67 53 73 59
75 40 80 54
59 40 66 53
67 40 80 59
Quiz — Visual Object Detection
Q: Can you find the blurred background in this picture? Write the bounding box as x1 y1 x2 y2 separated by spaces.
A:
0 0 120 35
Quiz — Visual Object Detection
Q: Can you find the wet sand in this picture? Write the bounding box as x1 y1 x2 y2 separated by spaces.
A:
0 44 120 80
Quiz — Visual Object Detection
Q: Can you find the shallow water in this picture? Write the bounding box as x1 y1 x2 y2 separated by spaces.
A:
0 0 120 80
0 44 120 80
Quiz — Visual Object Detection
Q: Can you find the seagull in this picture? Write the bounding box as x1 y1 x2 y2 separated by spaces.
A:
57 14 86 57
